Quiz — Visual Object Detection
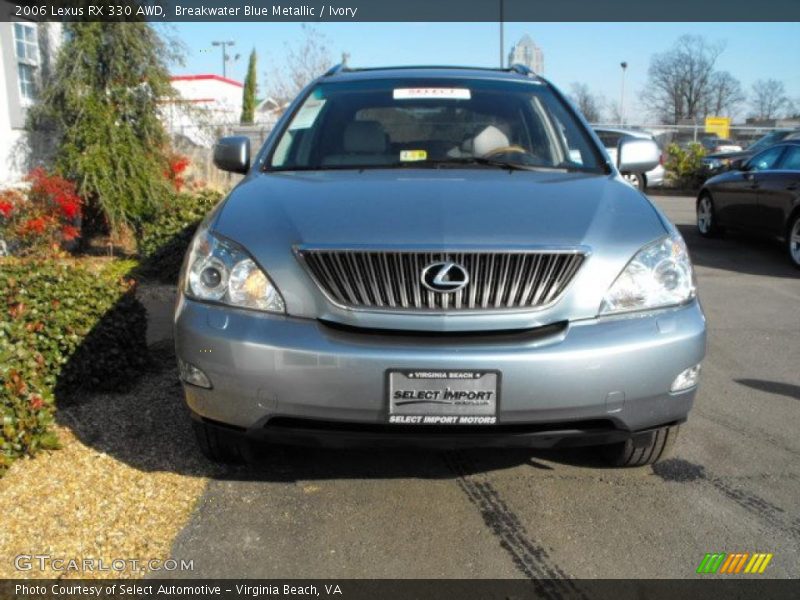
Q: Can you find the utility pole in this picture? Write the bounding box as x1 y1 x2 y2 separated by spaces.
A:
499 0 504 68
619 61 628 126
211 40 235 78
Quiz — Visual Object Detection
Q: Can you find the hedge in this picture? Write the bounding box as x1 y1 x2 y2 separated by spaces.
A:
0 258 148 474
664 143 708 191
138 189 223 282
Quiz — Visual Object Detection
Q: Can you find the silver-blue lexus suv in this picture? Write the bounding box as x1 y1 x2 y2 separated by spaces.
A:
175 65 706 467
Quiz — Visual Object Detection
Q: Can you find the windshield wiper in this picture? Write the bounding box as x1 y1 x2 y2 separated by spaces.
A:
423 157 542 172
267 159 594 173
471 157 539 171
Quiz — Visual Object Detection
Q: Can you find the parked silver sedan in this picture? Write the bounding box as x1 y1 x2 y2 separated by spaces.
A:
595 127 666 191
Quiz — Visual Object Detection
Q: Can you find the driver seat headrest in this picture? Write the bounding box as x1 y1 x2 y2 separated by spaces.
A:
343 121 388 154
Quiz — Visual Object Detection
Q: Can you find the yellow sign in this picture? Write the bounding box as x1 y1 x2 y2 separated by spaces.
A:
400 150 427 162
705 116 731 139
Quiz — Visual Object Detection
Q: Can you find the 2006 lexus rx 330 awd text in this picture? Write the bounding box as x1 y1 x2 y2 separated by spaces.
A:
175 65 706 467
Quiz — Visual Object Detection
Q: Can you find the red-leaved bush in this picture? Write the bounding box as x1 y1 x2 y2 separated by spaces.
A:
0 168 83 255
0 191 15 219
165 154 190 192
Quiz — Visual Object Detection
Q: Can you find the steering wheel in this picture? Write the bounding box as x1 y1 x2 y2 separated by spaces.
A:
482 145 529 158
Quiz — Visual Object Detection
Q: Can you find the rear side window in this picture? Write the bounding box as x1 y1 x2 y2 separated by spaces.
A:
778 146 800 171
748 146 785 172
597 132 622 148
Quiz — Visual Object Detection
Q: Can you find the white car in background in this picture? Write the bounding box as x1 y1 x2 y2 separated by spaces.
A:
595 128 665 191
700 136 743 154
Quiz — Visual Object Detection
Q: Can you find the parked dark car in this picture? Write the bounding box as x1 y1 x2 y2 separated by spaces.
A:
703 130 800 173
697 140 800 267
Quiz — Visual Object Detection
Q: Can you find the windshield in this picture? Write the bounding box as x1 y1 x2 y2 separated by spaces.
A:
747 131 788 153
267 78 605 173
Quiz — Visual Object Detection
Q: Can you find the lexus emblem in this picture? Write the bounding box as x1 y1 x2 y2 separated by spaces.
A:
421 261 470 293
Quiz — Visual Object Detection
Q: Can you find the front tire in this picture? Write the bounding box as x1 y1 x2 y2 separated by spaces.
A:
192 419 248 463
602 425 679 467
787 213 800 269
697 194 722 237
623 172 646 192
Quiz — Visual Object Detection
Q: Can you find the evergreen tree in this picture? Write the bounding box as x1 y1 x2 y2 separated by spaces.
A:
240 49 258 125
27 22 178 239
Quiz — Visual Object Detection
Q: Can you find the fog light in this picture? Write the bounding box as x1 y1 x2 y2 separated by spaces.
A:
178 359 212 389
671 364 701 392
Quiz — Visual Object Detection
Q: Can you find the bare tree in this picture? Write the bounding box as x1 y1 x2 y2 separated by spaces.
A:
704 71 745 118
642 35 725 124
606 100 624 125
569 83 604 123
266 25 336 105
750 79 792 120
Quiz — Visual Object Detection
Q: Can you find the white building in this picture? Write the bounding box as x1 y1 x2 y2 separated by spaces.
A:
1 26 244 183
254 97 288 127
508 34 544 74
0 21 62 186
163 74 244 147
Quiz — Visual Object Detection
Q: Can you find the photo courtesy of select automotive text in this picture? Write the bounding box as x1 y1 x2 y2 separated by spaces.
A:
0 0 799 597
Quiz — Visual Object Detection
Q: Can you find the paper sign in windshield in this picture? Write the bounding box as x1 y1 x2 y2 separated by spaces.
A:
393 88 471 100
400 150 427 161
289 98 326 130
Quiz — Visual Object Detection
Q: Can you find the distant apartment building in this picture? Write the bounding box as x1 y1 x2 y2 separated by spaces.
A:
0 21 62 186
508 34 544 74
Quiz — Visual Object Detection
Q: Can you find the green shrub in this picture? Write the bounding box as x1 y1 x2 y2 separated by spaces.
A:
0 258 148 474
138 189 223 282
665 143 708 190
28 22 179 238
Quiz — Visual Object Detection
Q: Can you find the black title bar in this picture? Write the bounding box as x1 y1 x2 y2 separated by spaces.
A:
3 0 800 22
3 579 800 600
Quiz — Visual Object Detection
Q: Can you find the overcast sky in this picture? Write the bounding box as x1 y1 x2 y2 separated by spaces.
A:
167 21 800 123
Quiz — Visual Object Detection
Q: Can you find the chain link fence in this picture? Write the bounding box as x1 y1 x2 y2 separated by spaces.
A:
590 123 796 150
167 120 277 190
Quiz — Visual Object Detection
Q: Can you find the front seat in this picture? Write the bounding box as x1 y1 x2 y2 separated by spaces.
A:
472 125 511 157
322 120 392 166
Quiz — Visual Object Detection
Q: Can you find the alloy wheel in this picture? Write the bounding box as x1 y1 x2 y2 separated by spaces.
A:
790 217 800 266
623 173 642 190
697 197 713 234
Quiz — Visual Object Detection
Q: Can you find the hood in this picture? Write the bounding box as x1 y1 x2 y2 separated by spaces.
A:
707 149 750 161
212 169 669 330
215 169 665 248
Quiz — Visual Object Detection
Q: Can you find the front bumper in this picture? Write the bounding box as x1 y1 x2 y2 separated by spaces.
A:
645 165 666 188
174 297 706 445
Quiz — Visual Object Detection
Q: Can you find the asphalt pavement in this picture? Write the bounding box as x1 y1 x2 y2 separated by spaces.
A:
167 194 800 580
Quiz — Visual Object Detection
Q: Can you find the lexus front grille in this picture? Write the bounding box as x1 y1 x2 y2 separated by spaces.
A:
297 248 586 311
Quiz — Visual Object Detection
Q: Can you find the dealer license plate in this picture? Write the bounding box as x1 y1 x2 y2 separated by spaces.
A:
387 370 499 425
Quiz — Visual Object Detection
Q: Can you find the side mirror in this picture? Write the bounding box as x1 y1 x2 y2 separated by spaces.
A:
213 136 250 174
736 160 750 172
617 137 660 174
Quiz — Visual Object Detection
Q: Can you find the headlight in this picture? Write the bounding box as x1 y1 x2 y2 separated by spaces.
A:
600 234 695 315
184 227 285 313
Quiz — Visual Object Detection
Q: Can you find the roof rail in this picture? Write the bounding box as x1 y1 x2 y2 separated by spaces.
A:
324 63 349 77
508 63 537 77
